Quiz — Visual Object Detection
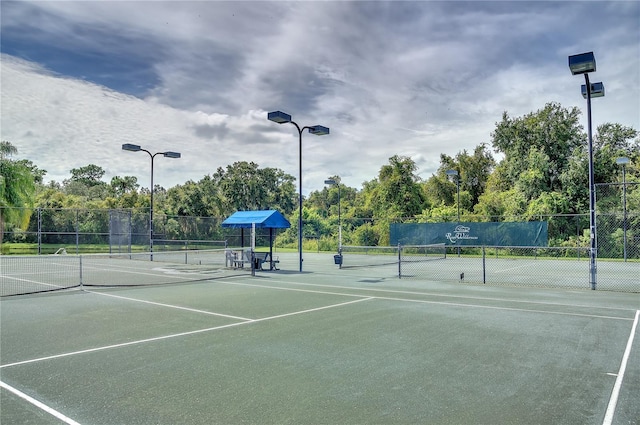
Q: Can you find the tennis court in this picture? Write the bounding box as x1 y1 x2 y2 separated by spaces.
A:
1 252 638 424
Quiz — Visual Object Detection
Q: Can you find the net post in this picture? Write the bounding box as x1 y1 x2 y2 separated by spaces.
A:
79 255 84 289
75 209 80 255
37 207 42 255
251 223 256 277
482 246 486 284
251 249 256 277
398 243 402 278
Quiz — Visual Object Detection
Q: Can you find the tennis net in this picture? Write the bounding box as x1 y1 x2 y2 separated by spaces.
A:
340 244 446 268
0 248 252 297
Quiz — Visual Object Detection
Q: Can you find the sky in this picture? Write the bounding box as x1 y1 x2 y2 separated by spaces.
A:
1 1 639 195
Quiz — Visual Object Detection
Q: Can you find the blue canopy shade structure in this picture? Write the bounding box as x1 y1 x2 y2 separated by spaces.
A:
222 210 290 271
221 210 291 229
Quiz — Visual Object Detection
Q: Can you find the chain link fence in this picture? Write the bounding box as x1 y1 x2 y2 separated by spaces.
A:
2 207 637 260
0 207 284 254
399 246 637 292
2 206 637 291
596 182 639 261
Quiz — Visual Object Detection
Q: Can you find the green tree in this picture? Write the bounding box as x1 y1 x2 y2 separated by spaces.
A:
0 141 37 246
165 180 211 217
560 123 639 214
110 175 139 196
478 102 585 220
212 161 296 214
491 102 583 196
68 164 107 187
16 159 47 184
361 155 426 220
63 164 109 200
424 145 495 215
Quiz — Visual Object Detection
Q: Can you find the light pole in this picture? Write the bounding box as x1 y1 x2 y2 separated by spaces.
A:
268 111 329 272
122 143 181 260
569 51 605 290
446 169 460 256
324 179 342 253
616 157 630 261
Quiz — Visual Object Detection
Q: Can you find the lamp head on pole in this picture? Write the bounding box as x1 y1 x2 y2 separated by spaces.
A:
308 125 330 136
446 169 458 178
122 143 141 152
324 179 337 186
581 82 605 99
616 157 630 166
267 110 292 124
568 51 596 75
163 151 181 159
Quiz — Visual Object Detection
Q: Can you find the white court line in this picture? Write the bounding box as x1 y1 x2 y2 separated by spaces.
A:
602 309 639 425
91 278 633 325
196 279 633 321
87 290 253 321
0 275 73 289
246 278 639 314
0 380 81 425
492 264 538 273
0 297 373 369
82 265 200 281
372 295 633 321
216 279 375 299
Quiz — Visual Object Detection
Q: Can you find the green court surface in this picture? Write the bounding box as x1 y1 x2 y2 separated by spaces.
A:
1 253 639 424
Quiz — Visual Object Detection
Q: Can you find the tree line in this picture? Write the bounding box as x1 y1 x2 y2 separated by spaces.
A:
2 102 638 250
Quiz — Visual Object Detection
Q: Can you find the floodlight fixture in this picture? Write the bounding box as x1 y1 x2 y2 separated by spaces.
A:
581 82 605 99
267 110 292 124
122 143 142 152
569 52 596 75
309 125 330 135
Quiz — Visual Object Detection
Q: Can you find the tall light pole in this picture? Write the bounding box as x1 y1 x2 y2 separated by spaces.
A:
569 51 605 290
324 179 342 253
268 111 329 272
616 157 630 261
122 143 181 260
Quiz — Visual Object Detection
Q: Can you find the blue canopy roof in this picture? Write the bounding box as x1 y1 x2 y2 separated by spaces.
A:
221 210 291 229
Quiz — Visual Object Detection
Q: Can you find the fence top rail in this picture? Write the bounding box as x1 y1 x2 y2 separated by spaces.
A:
594 182 640 187
461 245 590 250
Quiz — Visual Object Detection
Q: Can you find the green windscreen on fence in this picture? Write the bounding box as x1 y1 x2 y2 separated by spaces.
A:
390 221 548 247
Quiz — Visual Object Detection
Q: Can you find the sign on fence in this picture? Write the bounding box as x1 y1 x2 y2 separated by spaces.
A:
390 221 548 247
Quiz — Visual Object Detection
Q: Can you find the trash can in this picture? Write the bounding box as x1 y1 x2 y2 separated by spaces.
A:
333 255 343 265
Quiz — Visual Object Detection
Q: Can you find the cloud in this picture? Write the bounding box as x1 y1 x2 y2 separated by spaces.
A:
1 1 638 194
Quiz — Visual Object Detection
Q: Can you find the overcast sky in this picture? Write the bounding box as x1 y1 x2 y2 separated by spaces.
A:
1 1 639 195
